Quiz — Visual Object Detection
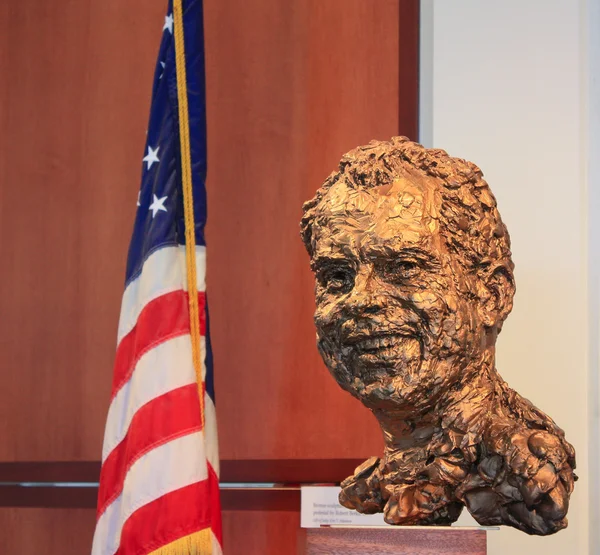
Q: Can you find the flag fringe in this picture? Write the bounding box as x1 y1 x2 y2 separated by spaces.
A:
148 529 213 555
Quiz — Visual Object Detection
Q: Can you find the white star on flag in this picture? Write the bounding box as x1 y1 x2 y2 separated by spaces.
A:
148 194 168 218
137 191 141 207
143 146 160 170
163 14 173 34
159 62 166 79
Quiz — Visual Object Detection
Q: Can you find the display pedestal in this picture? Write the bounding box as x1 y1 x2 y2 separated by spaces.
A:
305 527 487 555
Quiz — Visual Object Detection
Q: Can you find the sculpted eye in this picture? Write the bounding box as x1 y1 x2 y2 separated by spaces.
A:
319 267 355 293
389 259 421 281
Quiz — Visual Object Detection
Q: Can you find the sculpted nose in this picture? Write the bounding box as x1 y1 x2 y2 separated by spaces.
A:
345 270 384 315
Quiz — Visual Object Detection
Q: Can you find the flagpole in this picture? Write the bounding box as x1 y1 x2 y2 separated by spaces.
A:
147 0 213 553
172 0 207 432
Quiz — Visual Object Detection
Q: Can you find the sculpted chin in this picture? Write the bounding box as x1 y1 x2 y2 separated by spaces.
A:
300 137 576 536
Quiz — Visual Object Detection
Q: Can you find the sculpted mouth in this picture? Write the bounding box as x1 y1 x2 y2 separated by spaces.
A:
343 332 418 357
350 334 407 352
339 331 422 374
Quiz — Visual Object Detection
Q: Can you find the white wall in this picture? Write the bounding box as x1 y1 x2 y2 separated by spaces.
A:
420 1 597 553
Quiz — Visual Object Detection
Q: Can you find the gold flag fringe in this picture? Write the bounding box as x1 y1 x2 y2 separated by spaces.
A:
148 529 213 555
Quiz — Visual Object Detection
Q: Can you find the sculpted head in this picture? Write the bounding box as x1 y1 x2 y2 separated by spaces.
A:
301 137 515 411
300 138 575 535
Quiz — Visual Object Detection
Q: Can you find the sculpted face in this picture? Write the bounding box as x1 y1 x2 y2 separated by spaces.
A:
311 171 483 410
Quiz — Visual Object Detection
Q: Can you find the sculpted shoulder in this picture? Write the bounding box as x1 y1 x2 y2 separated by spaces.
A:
456 405 576 535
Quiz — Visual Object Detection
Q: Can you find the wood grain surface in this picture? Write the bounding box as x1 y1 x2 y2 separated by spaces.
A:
0 508 97 555
0 0 166 461
306 528 487 555
204 0 407 463
223 509 304 555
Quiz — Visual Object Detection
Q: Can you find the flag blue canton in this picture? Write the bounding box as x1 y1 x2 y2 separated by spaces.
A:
126 0 208 287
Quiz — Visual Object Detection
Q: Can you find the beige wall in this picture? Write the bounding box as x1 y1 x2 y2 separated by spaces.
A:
421 0 597 553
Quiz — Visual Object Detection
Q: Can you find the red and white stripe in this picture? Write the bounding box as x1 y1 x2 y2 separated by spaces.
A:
92 245 222 555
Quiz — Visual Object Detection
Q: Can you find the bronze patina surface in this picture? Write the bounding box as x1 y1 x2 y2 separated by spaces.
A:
300 137 576 535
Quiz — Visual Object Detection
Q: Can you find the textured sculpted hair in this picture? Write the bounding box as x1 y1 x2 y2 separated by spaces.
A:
301 137 514 277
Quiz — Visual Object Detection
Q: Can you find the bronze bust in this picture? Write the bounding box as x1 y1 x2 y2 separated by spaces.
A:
300 137 576 535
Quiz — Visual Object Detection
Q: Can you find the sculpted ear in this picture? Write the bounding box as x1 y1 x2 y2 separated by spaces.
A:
477 264 515 331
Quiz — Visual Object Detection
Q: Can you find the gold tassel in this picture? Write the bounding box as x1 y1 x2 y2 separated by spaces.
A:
148 528 213 555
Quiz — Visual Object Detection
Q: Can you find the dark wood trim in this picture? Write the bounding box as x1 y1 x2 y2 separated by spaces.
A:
0 461 101 483
0 485 301 511
0 458 364 484
0 485 99 509
220 489 300 512
398 0 420 140
0 459 363 508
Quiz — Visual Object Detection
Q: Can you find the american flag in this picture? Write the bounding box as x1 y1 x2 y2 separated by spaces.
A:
92 1 222 553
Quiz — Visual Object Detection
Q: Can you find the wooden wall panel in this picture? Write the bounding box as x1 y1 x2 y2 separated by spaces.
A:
0 1 166 461
204 0 405 462
222 510 303 555
0 508 96 555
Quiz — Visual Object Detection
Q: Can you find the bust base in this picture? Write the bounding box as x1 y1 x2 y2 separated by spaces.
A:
305 527 487 555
